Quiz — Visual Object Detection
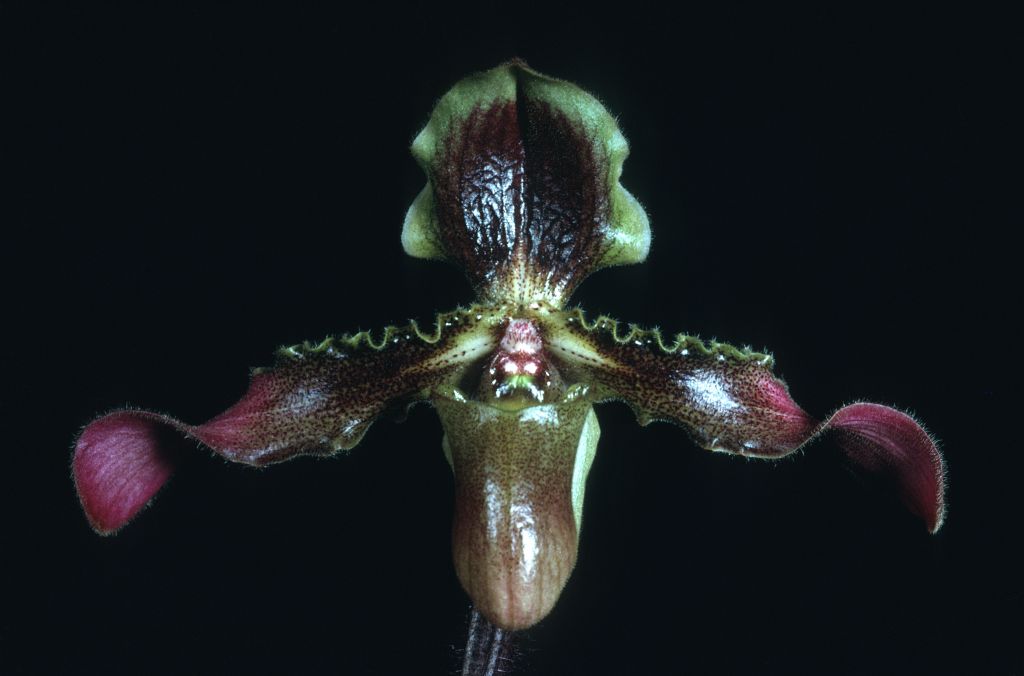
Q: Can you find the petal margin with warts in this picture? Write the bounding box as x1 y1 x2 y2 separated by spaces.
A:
73 308 502 534
545 309 946 533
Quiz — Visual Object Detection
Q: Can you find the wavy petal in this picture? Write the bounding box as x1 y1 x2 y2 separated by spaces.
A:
403 61 650 306
73 308 501 534
546 310 946 533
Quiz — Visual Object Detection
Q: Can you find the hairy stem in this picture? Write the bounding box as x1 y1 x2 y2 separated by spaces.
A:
461 608 514 676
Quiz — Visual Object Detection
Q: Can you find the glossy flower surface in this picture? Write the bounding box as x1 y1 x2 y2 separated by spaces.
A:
73 61 945 631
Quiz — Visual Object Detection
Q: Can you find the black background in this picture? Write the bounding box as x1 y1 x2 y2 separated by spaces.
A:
2 4 1017 675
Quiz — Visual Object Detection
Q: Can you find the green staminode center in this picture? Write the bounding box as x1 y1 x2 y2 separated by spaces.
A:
505 374 535 389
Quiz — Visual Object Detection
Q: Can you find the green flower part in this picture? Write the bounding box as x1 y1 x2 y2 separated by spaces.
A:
402 61 650 305
72 61 945 635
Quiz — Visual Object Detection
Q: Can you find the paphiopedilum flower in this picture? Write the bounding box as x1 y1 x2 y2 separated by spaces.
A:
73 61 945 632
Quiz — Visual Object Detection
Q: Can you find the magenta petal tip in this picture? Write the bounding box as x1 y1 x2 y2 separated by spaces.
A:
826 402 946 534
72 411 182 535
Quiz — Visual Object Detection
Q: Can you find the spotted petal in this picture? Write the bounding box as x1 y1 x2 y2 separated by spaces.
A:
73 309 499 534
402 61 650 307
547 310 946 533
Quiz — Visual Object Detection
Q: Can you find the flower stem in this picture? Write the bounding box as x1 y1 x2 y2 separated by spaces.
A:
461 607 513 675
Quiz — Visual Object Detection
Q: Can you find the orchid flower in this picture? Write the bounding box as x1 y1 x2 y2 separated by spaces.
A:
72 61 946 634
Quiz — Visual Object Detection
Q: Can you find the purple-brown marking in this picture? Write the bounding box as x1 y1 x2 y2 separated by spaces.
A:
430 77 612 303
73 310 497 534
548 313 945 532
